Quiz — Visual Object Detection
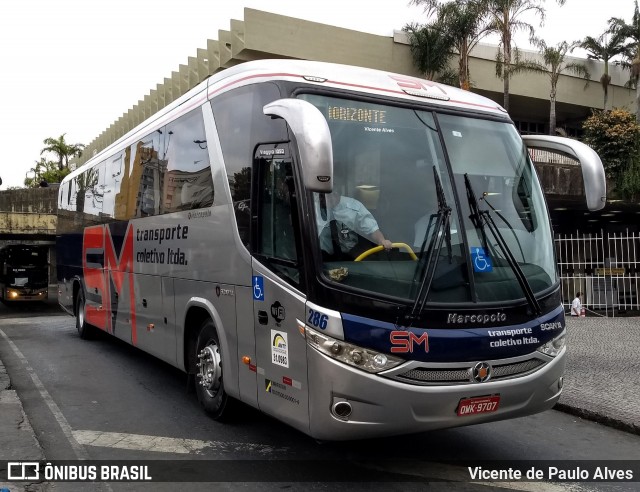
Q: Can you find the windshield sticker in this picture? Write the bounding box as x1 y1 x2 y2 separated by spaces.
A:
271 329 289 368
471 247 493 272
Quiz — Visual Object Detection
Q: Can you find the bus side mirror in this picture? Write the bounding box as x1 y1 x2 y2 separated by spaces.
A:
522 135 606 211
263 99 333 193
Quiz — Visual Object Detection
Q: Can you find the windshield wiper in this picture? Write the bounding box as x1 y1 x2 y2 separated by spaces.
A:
405 167 452 324
464 174 541 316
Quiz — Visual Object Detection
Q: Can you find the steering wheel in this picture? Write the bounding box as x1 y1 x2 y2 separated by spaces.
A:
354 242 418 262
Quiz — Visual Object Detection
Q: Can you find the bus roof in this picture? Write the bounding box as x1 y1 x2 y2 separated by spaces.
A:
207 59 508 116
65 59 508 183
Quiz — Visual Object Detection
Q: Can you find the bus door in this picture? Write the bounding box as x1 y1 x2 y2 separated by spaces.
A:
133 275 176 364
251 144 310 429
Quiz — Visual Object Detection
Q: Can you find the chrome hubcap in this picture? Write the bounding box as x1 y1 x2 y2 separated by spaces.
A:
196 344 222 395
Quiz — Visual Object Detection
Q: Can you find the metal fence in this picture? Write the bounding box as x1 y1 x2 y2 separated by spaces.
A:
555 230 640 316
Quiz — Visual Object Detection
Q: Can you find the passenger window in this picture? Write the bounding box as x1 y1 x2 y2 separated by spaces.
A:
127 130 163 218
102 153 123 219
163 108 214 213
81 161 104 219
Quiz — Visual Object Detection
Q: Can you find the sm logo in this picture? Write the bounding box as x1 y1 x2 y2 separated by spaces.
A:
390 330 430 354
82 223 137 344
389 75 448 96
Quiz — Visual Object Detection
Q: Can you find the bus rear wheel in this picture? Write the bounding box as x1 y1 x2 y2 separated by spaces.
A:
75 288 95 340
194 319 234 420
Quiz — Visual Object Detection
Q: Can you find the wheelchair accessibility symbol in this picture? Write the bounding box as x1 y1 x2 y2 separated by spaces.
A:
253 275 265 301
471 247 493 273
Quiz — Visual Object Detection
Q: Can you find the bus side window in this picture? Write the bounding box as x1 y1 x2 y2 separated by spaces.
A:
129 131 164 218
163 108 213 213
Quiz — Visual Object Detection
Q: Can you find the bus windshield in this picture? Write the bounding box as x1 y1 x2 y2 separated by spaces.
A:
300 94 556 305
3 247 47 267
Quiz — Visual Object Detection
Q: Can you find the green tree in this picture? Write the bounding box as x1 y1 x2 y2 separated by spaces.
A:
41 134 85 170
609 0 640 122
518 39 590 135
580 26 628 111
485 0 566 112
404 21 455 81
617 152 640 201
24 158 71 188
439 0 491 89
582 108 640 182
410 0 490 90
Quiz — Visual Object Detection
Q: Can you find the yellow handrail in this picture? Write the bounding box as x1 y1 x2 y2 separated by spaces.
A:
354 242 418 262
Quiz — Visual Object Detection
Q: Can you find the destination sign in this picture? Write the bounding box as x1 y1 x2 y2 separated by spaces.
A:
327 105 387 124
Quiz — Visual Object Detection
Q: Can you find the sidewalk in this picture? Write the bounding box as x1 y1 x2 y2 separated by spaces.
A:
0 335 46 491
557 316 640 434
0 314 638 477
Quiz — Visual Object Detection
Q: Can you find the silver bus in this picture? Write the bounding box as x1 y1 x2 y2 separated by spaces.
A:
57 60 605 440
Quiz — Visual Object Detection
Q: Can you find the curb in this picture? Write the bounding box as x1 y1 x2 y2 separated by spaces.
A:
554 402 640 437
0 358 9 391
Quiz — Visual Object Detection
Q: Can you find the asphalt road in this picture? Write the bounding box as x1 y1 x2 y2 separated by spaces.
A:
1 306 639 491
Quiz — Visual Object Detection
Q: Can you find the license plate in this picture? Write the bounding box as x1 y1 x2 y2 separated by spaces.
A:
457 395 500 416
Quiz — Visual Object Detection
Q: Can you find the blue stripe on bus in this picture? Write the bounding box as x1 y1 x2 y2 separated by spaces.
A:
341 305 564 362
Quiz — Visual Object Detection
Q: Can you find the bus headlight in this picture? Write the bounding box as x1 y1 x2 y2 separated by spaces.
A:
7 289 19 299
304 325 403 373
537 331 566 357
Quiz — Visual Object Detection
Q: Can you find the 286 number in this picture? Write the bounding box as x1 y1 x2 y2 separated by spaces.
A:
308 309 328 330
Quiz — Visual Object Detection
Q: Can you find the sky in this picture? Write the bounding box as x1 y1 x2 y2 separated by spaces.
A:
0 0 635 189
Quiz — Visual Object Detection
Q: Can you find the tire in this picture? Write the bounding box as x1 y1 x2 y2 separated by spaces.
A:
194 318 234 420
75 288 95 340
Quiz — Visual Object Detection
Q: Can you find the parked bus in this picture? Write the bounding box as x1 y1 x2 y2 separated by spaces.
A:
0 244 49 302
57 60 605 440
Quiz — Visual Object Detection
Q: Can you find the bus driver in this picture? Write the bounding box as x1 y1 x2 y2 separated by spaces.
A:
315 189 393 257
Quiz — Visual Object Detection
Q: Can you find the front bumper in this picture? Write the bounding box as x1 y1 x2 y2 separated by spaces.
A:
307 345 565 440
3 288 48 301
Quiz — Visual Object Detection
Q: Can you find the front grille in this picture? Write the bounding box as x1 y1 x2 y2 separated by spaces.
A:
398 368 470 383
492 358 546 379
393 357 547 385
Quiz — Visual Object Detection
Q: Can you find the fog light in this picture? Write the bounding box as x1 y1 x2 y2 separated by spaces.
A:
372 353 388 369
330 342 342 355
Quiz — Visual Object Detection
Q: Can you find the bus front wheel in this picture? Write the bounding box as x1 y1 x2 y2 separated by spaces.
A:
75 288 95 340
194 319 233 420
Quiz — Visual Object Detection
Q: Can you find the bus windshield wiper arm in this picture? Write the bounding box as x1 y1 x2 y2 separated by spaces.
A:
405 167 452 324
464 174 541 316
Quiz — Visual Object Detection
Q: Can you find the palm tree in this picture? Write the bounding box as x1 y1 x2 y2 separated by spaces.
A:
438 0 491 90
410 0 490 90
609 0 640 122
519 39 590 135
41 134 85 170
580 26 628 110
485 0 566 112
404 21 455 81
